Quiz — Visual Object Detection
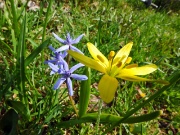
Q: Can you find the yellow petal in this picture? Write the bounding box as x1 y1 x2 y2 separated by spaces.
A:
87 42 109 67
117 74 169 85
68 50 106 73
98 75 118 103
113 42 133 66
117 75 154 81
119 64 158 76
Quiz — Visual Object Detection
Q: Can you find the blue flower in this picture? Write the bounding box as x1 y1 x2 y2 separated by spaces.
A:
52 32 84 54
48 57 88 96
45 45 67 66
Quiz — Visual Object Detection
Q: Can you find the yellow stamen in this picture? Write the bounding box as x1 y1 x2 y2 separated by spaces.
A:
125 57 132 64
108 51 115 60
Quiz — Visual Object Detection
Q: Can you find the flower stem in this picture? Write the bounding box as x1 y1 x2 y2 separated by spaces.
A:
69 95 79 117
66 53 78 116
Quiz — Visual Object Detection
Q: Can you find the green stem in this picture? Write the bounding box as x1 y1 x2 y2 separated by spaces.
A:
69 96 78 117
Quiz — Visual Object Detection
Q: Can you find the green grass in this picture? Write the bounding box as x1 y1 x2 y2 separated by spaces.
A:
0 0 180 134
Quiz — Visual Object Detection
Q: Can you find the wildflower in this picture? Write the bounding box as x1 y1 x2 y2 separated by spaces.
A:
68 42 168 103
52 32 84 54
45 45 67 65
48 57 88 96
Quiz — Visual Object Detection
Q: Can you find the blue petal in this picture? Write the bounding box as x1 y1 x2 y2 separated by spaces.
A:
48 63 59 72
55 45 69 53
50 70 56 75
71 34 84 44
62 51 68 58
66 33 73 44
48 45 56 52
70 63 84 73
70 46 84 54
66 78 73 96
52 32 66 44
59 56 69 71
44 60 57 64
53 77 66 90
58 64 65 74
71 74 88 80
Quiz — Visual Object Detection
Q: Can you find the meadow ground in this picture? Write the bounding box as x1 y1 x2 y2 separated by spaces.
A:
0 0 180 134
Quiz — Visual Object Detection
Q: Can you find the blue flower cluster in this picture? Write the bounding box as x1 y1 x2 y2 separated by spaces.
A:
45 33 88 96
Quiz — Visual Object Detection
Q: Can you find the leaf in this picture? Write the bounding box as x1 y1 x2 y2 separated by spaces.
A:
0 109 18 135
129 124 146 134
6 100 30 120
16 11 26 105
24 38 50 66
57 111 162 128
79 67 91 117
81 111 162 124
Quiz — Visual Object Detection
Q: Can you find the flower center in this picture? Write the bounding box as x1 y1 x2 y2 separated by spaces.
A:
63 71 71 78
108 51 115 61
106 51 115 74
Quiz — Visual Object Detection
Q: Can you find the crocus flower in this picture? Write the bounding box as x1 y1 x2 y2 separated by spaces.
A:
68 42 169 103
48 57 88 96
45 45 67 65
52 32 84 54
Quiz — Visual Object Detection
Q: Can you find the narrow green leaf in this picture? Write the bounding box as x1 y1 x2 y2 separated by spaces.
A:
11 29 17 54
0 109 18 135
42 0 53 42
57 111 162 128
24 38 50 66
26 38 38 48
81 111 162 124
79 67 91 117
17 12 26 105
129 124 146 134
9 0 19 36
44 105 61 123
6 100 30 120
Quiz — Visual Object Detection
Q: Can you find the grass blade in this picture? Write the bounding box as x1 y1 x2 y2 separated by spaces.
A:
17 12 26 105
42 0 53 43
9 0 19 36
24 39 50 66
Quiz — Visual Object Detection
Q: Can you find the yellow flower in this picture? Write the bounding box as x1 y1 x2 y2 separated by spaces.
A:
68 42 168 103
